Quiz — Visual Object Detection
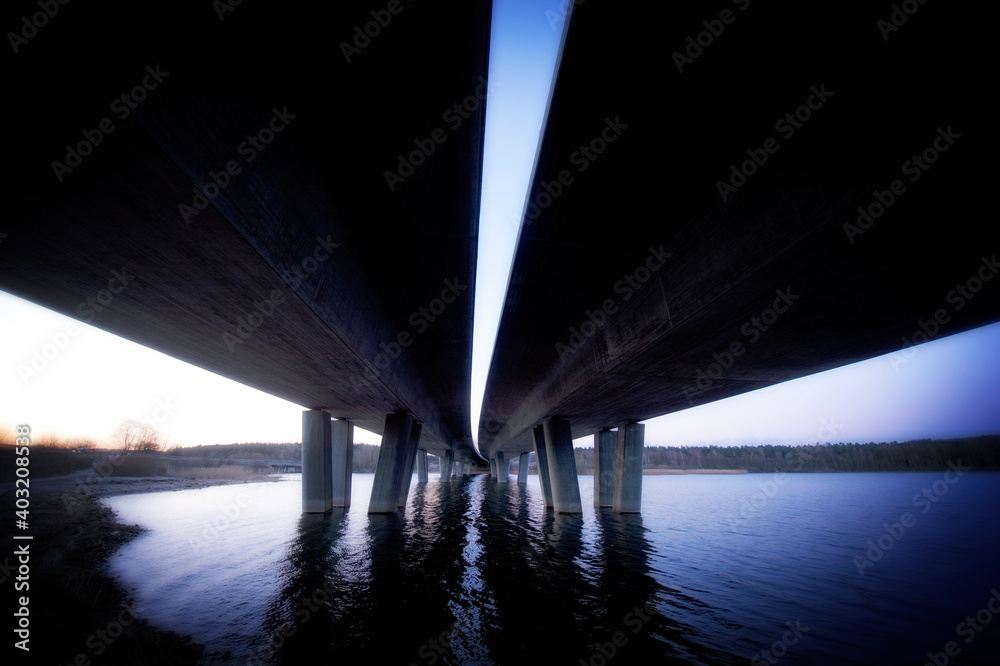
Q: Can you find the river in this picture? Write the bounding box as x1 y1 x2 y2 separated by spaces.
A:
103 470 1000 664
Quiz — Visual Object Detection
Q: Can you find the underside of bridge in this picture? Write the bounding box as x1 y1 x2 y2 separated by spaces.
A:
2 1 492 509
478 2 996 508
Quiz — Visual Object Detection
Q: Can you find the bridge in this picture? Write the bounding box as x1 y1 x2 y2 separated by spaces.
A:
475 3 995 512
3 2 995 515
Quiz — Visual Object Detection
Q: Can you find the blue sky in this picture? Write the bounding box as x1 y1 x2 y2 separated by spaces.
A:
2 0 999 450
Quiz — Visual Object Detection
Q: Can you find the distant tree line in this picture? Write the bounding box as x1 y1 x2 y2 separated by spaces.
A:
574 436 1000 473
165 442 443 473
161 436 1000 474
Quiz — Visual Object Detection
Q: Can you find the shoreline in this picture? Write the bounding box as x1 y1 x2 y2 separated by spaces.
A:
3 472 264 665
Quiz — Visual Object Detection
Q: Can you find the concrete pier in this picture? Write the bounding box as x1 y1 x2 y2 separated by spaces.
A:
397 421 422 508
517 452 530 484
496 451 508 483
369 412 415 514
416 449 428 483
302 409 333 513
594 428 616 508
490 456 497 478
441 449 454 480
542 417 582 514
532 425 553 508
331 418 354 508
613 421 644 513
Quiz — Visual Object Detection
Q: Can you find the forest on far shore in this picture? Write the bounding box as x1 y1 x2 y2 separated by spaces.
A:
157 435 1000 474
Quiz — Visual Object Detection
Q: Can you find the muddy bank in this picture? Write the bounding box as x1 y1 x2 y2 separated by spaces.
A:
2 473 262 665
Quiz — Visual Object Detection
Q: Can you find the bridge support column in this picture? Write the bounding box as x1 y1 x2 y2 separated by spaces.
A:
331 418 354 508
613 421 644 513
302 409 332 513
594 428 616 508
441 450 454 480
416 449 429 483
517 453 530 484
489 457 497 478
369 412 415 514
496 451 508 483
542 417 582 514
397 421 422 508
532 425 553 508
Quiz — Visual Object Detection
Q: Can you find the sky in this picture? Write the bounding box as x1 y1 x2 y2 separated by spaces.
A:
2 0 1000 451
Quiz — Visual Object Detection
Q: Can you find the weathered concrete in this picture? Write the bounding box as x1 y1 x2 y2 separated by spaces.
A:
496 451 508 483
490 457 497 479
369 412 415 514
416 450 429 484
517 453 530 484
542 418 582 514
397 421 423 508
613 422 644 514
331 418 354 508
532 426 553 509
475 3 995 466
0 2 489 467
302 409 332 513
594 428 616 508
441 450 454 481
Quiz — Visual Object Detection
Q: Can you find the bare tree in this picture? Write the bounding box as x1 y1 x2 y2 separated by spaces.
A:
113 419 161 453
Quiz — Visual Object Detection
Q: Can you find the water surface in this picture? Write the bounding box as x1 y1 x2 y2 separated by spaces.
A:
104 471 1000 664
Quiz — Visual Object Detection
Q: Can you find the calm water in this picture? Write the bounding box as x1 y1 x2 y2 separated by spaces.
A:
103 471 1000 665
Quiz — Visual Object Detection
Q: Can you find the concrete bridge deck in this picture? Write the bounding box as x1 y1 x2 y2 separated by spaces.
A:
476 3 996 511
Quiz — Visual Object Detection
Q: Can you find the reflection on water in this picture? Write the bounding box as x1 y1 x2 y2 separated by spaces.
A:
104 472 1000 665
